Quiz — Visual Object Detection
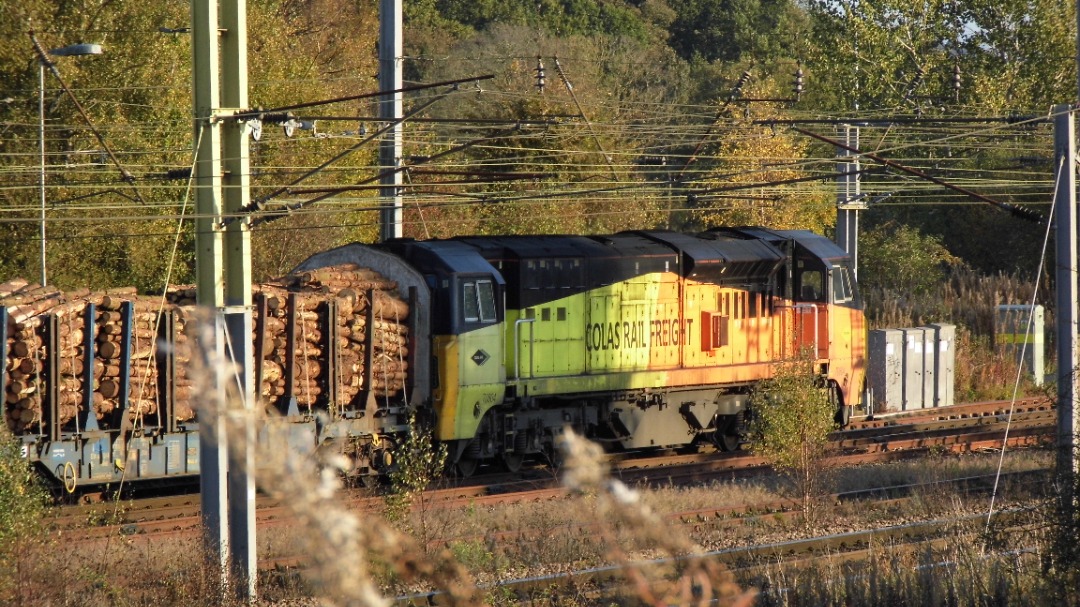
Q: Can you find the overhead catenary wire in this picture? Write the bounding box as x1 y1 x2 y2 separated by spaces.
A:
983 153 1060 543
790 126 1045 222
29 30 146 206
225 88 458 226
0 33 1061 261
0 69 1061 231
249 124 526 227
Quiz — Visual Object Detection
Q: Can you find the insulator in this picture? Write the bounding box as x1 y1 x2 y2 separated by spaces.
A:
952 64 961 92
793 67 804 99
727 70 752 102
535 57 546 93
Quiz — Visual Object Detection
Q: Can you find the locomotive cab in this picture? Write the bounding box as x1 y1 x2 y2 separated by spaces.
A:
392 244 509 473
790 241 866 419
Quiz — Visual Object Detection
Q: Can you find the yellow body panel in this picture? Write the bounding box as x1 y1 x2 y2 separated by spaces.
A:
440 271 867 442
434 325 506 441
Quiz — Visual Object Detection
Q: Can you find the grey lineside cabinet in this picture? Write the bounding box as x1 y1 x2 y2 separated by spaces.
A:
868 324 955 415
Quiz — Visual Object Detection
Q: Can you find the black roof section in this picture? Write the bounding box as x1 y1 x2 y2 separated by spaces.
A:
380 227 844 308
381 238 504 280
705 226 851 263
635 230 784 284
455 233 678 285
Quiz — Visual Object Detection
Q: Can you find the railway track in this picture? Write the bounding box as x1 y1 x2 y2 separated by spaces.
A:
52 399 1055 540
426 508 1042 606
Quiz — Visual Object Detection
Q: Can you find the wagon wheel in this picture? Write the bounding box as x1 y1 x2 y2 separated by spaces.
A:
358 473 381 489
501 452 525 473
714 414 741 452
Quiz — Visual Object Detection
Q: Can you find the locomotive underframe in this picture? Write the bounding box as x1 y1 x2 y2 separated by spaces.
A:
445 382 756 473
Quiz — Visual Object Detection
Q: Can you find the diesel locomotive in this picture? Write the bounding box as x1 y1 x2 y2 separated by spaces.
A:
299 226 866 476
12 226 865 489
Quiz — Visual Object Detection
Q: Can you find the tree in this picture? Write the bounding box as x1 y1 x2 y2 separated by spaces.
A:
956 0 1075 111
804 0 1075 113
858 221 958 297
804 0 967 112
0 0 384 288
401 24 682 237
665 0 806 64
747 355 836 523
684 91 835 232
414 0 658 42
385 410 448 545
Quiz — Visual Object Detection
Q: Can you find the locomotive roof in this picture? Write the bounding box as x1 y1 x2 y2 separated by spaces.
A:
634 230 784 283
452 233 676 263
382 228 845 288
706 227 851 263
386 239 505 279
774 230 851 262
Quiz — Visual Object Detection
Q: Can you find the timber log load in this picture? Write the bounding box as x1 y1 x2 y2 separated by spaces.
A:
0 264 410 435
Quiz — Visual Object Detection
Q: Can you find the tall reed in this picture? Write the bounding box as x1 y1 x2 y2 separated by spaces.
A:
864 265 1050 401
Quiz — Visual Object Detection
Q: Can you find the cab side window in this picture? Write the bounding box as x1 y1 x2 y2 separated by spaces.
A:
832 266 854 304
463 279 497 323
477 280 497 322
799 270 824 302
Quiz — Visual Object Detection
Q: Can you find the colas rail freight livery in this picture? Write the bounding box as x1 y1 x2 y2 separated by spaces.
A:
3 227 866 492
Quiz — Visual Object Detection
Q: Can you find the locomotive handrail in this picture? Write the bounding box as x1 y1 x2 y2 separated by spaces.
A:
513 318 536 380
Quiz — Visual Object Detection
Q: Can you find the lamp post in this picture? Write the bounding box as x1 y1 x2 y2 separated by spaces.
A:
39 42 102 287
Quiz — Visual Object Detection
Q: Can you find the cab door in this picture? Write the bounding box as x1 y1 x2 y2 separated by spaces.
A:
827 264 865 406
794 261 827 359
447 275 506 439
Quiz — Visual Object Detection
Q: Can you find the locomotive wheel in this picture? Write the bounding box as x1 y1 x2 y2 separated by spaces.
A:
456 456 480 478
501 452 524 473
829 382 850 427
715 415 741 452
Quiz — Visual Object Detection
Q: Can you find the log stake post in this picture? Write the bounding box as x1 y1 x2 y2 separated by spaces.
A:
253 293 267 412
325 298 341 417
159 308 177 433
1 307 8 427
407 286 417 402
82 303 99 432
362 288 377 416
44 313 61 442
283 293 299 417
113 301 133 428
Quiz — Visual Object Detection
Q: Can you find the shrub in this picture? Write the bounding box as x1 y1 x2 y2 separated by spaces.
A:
747 355 836 523
0 429 50 602
385 409 448 537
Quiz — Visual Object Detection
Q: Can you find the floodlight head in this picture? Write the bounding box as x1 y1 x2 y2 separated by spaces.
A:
49 43 103 57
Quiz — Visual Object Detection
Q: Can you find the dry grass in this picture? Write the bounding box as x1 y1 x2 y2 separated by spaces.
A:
752 539 1050 607
866 265 1051 402
0 446 1062 606
380 450 1054 593
865 265 1048 334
